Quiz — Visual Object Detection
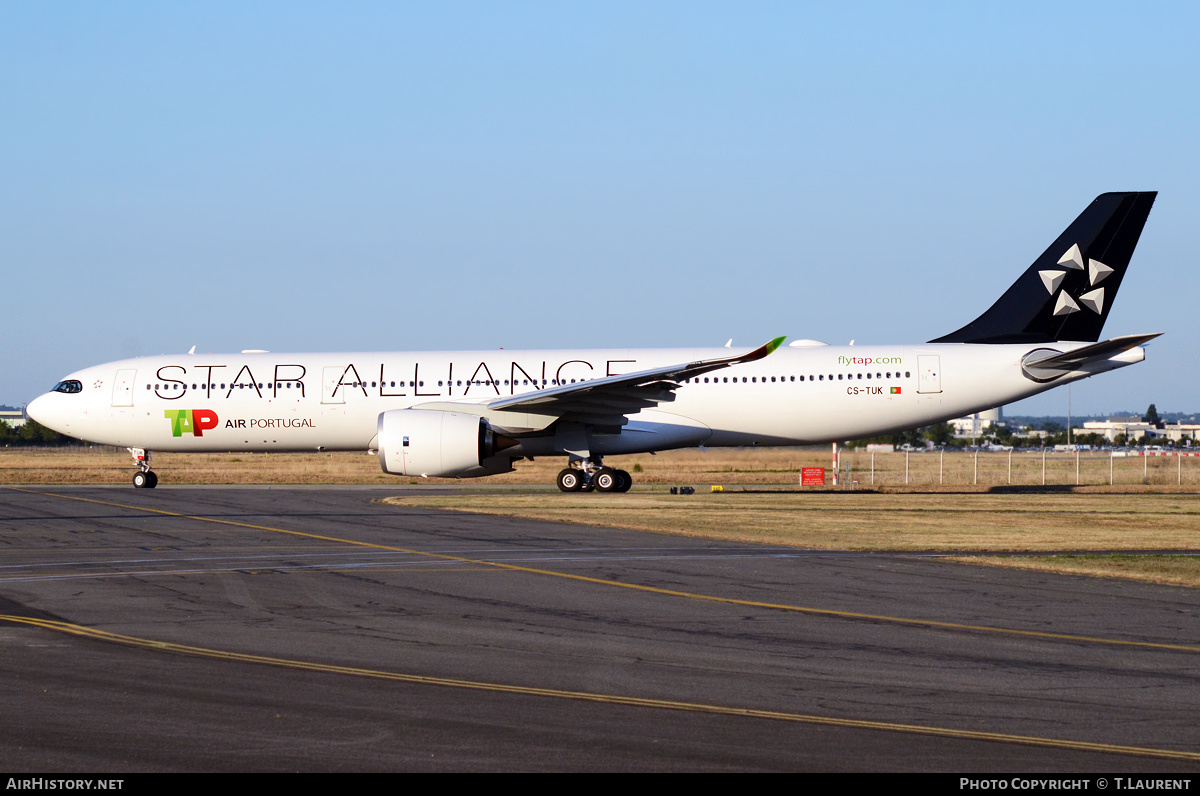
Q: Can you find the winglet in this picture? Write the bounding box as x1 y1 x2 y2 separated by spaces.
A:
740 336 787 363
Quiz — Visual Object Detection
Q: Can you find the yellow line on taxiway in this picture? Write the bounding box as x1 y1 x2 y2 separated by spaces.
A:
12 487 1200 655
2 613 1197 763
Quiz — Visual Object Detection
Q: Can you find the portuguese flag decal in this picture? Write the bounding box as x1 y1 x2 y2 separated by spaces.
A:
891 386 901 394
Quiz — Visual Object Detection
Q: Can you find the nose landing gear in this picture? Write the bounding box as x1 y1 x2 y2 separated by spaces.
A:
129 448 158 488
132 470 158 489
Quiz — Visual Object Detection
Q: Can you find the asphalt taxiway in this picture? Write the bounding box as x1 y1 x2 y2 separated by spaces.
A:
1 485 1199 771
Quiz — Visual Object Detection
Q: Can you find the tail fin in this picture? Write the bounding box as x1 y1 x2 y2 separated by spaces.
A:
931 192 1156 344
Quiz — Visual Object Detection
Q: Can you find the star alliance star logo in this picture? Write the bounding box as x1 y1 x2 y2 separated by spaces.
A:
1038 243 1112 316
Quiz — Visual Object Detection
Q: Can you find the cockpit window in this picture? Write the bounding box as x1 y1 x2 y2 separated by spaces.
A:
52 380 83 394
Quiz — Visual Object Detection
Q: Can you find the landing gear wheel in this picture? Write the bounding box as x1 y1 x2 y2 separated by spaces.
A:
615 469 632 492
557 468 584 492
133 471 149 488
146 471 158 489
594 468 620 492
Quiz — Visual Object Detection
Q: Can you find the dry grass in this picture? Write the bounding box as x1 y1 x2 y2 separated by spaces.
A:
379 491 1200 552
838 448 1200 488
961 555 1200 589
379 490 1200 587
0 447 395 485
2 445 1196 487
0 446 836 486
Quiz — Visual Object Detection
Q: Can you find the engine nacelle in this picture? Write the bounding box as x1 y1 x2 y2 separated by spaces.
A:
377 409 516 478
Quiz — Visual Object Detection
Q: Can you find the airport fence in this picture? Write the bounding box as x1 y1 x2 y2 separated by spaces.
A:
838 449 1200 487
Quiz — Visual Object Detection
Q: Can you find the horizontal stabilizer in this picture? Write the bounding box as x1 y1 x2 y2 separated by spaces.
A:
1021 333 1160 382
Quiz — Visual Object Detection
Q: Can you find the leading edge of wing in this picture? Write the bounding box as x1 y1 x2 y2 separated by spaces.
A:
485 336 787 415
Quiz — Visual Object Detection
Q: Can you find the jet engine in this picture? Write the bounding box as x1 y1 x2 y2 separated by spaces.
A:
377 409 518 478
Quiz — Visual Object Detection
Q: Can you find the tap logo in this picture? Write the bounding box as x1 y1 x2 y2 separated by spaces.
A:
164 409 220 437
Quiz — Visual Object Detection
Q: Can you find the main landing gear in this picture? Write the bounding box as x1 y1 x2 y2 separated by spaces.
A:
129 448 158 489
556 459 633 493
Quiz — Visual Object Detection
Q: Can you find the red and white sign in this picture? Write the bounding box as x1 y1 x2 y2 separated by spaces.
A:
801 467 826 486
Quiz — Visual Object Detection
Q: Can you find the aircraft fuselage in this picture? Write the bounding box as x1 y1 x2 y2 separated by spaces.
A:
27 341 1141 459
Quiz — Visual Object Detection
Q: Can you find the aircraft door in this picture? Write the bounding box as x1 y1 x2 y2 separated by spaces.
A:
917 355 942 394
112 369 136 406
322 367 345 404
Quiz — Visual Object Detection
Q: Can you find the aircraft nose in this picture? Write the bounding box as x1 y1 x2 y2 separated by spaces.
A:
25 393 63 433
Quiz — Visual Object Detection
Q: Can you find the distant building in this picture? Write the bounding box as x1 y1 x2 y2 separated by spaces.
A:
0 409 26 429
1078 420 1153 442
950 407 1003 438
1075 418 1200 443
1162 423 1200 443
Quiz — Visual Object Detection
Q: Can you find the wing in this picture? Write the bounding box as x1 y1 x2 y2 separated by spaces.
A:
482 336 787 427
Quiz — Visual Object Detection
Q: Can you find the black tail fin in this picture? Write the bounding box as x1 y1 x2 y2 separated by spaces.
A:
931 192 1156 344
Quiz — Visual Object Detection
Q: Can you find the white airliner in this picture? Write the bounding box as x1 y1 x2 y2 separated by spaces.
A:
28 192 1160 491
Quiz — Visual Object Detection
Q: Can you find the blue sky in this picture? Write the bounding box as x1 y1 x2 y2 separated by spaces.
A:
3 2 1197 416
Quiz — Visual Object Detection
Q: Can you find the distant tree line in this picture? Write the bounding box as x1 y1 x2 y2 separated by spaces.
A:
0 419 75 447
